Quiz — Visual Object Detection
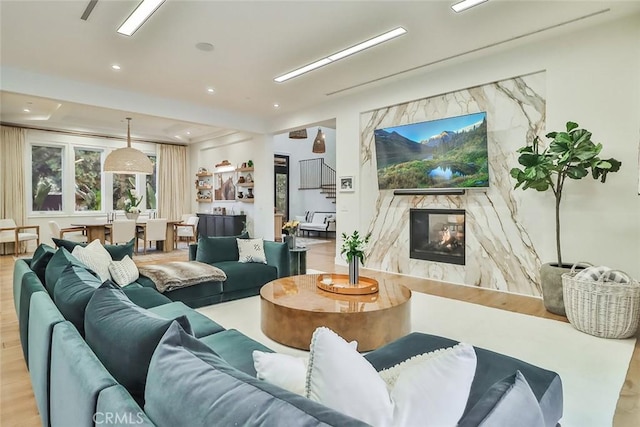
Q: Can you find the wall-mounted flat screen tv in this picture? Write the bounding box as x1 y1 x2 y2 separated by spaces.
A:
374 112 489 190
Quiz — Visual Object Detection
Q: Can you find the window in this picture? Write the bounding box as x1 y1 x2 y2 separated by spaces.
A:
146 155 157 210
74 148 102 211
32 145 63 211
113 174 136 211
274 155 290 220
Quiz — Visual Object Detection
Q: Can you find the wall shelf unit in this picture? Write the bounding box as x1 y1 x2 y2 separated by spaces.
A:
235 165 255 202
196 170 214 203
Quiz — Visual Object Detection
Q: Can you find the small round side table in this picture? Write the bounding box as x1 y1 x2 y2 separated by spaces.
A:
289 247 308 275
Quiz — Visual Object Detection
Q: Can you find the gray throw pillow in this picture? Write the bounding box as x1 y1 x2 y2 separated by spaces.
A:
84 281 193 402
144 322 368 427
458 370 545 427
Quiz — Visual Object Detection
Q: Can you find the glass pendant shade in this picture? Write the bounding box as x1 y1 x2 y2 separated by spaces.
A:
312 128 326 154
104 118 154 174
289 129 307 139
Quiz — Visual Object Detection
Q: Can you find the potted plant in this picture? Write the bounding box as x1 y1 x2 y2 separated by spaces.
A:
124 188 143 220
510 121 621 314
340 230 372 284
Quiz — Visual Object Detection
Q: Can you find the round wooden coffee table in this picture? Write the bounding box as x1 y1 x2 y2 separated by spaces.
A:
260 274 411 351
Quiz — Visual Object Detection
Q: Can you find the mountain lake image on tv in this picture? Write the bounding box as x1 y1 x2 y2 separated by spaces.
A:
374 112 489 190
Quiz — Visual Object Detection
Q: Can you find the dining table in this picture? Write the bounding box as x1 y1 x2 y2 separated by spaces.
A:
70 218 182 252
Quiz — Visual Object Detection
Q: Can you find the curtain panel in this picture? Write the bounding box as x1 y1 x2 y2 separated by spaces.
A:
0 126 27 254
158 144 189 221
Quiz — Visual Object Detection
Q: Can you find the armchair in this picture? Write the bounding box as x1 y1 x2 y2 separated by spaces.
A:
48 221 87 243
0 219 40 254
175 216 199 249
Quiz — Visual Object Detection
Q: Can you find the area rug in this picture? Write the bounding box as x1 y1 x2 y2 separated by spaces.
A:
197 292 635 427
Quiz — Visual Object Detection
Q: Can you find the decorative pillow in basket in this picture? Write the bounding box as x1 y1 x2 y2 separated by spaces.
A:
562 263 640 339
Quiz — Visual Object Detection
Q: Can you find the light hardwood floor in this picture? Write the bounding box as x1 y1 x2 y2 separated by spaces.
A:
1 241 638 426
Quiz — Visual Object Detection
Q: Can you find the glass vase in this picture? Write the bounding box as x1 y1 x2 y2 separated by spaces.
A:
349 257 360 285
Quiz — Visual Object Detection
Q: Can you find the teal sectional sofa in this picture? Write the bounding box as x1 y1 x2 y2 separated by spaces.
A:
13 244 564 427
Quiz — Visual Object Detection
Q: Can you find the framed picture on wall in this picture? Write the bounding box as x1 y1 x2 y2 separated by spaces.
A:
214 171 236 201
339 176 354 192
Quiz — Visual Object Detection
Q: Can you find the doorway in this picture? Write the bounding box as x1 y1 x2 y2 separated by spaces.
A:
274 154 289 220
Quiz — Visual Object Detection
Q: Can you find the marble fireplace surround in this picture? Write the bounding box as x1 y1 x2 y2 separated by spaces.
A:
360 72 546 296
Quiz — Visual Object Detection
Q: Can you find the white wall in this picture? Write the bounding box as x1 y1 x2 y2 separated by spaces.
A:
273 127 337 219
268 14 640 281
189 134 275 240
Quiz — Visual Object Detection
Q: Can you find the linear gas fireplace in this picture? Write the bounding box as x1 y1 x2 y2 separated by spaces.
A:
410 209 465 265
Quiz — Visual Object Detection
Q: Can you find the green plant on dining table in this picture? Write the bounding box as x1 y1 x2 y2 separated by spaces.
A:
340 230 372 265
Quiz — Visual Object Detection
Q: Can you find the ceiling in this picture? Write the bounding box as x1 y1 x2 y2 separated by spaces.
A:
1 0 639 144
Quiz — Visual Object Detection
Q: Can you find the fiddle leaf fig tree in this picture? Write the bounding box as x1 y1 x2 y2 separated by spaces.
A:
510 121 621 266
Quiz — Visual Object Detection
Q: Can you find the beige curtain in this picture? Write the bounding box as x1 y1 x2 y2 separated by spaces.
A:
0 126 27 254
158 144 189 221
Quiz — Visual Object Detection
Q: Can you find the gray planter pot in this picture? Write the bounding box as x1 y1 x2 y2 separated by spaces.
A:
540 263 574 316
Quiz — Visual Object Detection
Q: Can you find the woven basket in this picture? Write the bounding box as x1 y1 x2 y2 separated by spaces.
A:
562 265 640 339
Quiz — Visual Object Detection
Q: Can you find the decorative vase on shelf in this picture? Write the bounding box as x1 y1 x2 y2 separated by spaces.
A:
285 235 296 249
125 212 139 221
349 257 360 285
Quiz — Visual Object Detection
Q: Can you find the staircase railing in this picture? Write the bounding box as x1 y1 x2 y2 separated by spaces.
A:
299 158 336 200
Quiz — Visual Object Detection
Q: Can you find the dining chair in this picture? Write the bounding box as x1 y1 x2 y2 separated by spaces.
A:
137 218 167 254
174 216 199 249
0 219 40 254
48 221 87 243
107 220 137 252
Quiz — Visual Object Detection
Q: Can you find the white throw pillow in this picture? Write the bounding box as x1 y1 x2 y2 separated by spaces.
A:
305 327 394 426
253 340 358 396
305 327 477 427
388 342 477 427
253 351 308 395
237 238 267 264
108 255 139 287
72 239 112 282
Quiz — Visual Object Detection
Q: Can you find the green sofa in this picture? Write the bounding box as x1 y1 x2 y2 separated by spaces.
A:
13 244 564 427
163 234 289 307
52 234 290 309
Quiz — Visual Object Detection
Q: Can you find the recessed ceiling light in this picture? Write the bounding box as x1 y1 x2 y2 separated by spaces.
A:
23 108 30 113
207 88 215 94
195 42 215 52
273 103 280 108
451 0 489 13
117 0 166 36
275 27 407 83
112 64 121 70
186 131 191 135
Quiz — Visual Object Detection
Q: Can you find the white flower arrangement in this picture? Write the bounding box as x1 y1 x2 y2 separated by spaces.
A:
124 188 143 213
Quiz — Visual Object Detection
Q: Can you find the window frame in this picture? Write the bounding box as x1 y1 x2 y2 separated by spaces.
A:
26 131 158 217
29 142 66 214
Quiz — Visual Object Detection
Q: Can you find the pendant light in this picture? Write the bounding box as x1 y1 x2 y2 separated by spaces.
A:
289 129 307 139
312 128 326 154
103 118 154 174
